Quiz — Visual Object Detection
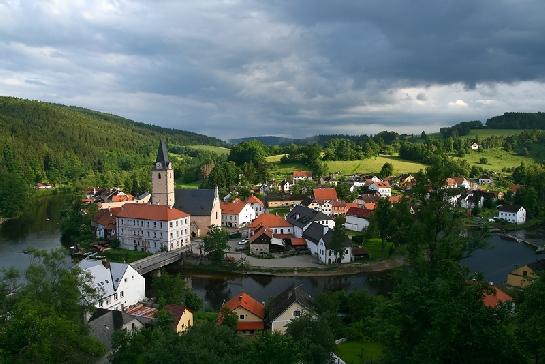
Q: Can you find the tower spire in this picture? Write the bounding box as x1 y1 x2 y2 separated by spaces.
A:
156 139 170 165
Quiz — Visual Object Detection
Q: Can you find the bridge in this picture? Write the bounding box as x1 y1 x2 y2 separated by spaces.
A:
131 248 186 275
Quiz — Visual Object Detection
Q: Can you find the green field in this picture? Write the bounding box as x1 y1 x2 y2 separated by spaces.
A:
455 148 535 172
337 340 384 363
464 129 526 139
188 144 230 155
176 181 200 189
103 248 151 263
326 155 426 175
269 160 309 178
266 154 287 162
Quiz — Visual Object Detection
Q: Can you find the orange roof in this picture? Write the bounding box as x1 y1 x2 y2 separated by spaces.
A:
116 203 188 221
111 194 134 202
249 213 292 229
126 304 158 319
347 207 373 218
293 170 312 178
388 195 403 204
223 292 265 319
246 195 264 206
290 237 307 247
374 181 391 188
482 286 512 308
220 201 247 215
313 188 338 201
445 178 457 187
364 202 376 210
236 321 264 331
94 207 122 229
249 226 273 243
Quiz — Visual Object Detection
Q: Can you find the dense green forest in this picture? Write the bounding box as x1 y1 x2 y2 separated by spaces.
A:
486 112 545 129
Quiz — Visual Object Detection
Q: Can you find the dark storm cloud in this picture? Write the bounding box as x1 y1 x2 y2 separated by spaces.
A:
0 0 544 138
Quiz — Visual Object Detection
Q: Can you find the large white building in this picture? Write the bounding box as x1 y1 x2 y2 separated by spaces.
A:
498 205 526 224
80 259 145 311
369 181 392 197
220 201 256 228
116 203 190 253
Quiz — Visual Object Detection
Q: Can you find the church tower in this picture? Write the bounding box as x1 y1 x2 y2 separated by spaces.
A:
151 139 175 207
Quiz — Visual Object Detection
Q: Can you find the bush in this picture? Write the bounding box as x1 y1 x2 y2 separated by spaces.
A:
479 157 488 164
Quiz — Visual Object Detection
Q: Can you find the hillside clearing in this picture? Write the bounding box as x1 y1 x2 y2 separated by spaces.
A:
464 129 527 139
455 148 536 172
187 144 230 155
326 156 426 175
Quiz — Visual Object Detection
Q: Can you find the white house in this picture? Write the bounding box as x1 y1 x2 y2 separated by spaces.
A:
80 259 145 311
268 285 313 334
292 170 313 182
286 205 335 239
479 175 493 184
116 203 191 253
344 207 372 232
317 229 353 264
246 195 265 217
460 194 484 209
306 200 333 215
220 201 256 228
279 180 291 193
498 205 526 224
369 181 392 197
471 143 479 150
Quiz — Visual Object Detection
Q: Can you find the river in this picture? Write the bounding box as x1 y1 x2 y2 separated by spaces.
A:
1 195 542 308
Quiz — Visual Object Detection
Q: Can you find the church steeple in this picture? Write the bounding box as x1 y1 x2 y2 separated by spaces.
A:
151 139 175 206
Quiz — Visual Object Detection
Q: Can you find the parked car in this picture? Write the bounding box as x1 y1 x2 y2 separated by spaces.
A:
238 239 248 246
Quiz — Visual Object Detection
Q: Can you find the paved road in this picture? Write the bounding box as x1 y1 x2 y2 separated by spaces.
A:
189 238 321 268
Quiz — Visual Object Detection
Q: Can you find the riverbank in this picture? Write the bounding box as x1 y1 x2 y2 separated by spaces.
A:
179 256 405 277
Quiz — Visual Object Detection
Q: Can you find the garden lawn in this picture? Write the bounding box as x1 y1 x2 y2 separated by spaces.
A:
363 238 395 261
326 155 426 175
103 248 151 263
187 145 230 155
337 340 384 364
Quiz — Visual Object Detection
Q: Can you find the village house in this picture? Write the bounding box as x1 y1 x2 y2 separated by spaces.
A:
35 182 54 189
79 259 145 311
317 229 353 264
87 309 152 351
249 226 285 255
482 285 513 309
116 203 191 253
247 213 293 236
368 181 392 197
267 285 313 333
125 303 193 333
478 175 493 184
506 259 545 288
266 194 304 208
219 292 265 335
292 170 313 182
344 207 372 231
331 200 359 216
220 201 256 228
398 174 416 190
286 205 335 238
303 197 333 215
313 187 338 202
246 195 265 217
471 142 479 150
497 205 526 224
460 193 484 210
94 207 121 240
279 180 292 193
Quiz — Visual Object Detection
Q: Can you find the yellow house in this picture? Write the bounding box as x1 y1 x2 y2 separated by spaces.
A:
220 292 265 335
165 304 193 333
506 260 545 288
267 285 313 334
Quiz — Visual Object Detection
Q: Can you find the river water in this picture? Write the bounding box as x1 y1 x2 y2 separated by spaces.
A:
1 194 542 308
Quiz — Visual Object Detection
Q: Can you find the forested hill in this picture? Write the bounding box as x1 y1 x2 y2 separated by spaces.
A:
486 112 545 129
0 96 224 186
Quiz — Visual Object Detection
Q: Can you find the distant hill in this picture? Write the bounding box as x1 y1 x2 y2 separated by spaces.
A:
0 96 225 184
229 136 299 145
486 112 545 129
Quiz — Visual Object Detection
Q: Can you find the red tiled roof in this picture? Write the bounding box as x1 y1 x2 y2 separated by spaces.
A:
236 321 264 331
111 194 134 202
94 207 122 229
511 184 523 193
364 202 376 210
388 195 403 204
116 203 188 221
223 292 265 319
347 207 373 218
126 304 158 319
445 178 457 187
249 214 292 229
290 237 307 247
293 170 312 178
482 286 512 308
220 201 247 215
374 181 391 188
246 195 264 206
313 188 338 201
249 226 273 243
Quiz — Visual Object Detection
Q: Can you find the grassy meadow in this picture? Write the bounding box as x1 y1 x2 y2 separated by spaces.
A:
337 340 384 364
187 144 230 155
455 148 535 172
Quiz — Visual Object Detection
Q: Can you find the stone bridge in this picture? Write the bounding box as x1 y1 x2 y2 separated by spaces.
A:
131 248 186 275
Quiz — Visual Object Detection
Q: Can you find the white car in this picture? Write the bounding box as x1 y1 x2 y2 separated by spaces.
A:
238 239 248 246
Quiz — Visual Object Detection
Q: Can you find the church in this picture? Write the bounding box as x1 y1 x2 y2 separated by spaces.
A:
151 140 221 237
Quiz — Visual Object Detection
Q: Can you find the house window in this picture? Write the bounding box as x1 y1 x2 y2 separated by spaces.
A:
170 222 173 227
523 270 528 277
239 314 245 320
114 293 118 300
121 291 124 298
294 310 301 317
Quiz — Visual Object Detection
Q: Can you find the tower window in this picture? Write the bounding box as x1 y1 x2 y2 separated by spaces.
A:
158 173 161 179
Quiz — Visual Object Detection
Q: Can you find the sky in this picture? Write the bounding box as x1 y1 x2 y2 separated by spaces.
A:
1 0 545 140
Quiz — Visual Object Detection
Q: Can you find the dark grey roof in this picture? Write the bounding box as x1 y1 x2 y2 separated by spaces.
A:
174 188 216 216
528 259 545 272
156 139 170 165
286 205 332 228
499 204 522 213
321 229 351 249
302 222 325 243
88 309 152 350
267 285 313 322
